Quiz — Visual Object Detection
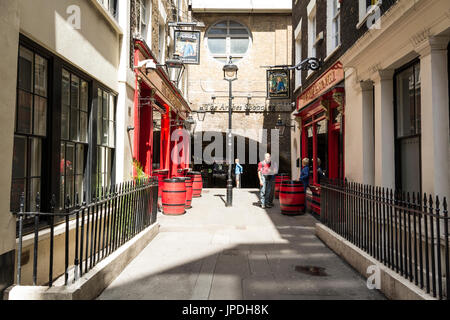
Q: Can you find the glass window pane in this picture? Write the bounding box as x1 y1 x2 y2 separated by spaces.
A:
208 28 227 35
400 136 421 193
75 175 83 205
66 143 75 176
17 90 32 134
71 75 79 110
80 111 88 143
28 178 41 211
97 90 103 145
65 175 74 206
229 29 248 35
213 22 227 28
230 38 249 54
109 121 115 148
34 96 47 136
18 46 33 92
207 38 226 54
102 91 108 119
76 144 84 175
70 107 79 141
80 81 89 112
29 138 42 177
414 65 421 135
396 66 415 137
11 179 26 212
109 95 115 121
102 119 108 145
59 176 65 209
62 70 71 107
34 55 48 97
61 106 70 140
12 136 27 179
60 142 65 176
229 21 244 28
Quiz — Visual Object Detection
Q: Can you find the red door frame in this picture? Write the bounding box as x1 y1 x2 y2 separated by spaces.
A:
298 88 345 187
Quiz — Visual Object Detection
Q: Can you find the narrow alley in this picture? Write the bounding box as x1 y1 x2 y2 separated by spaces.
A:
98 189 385 300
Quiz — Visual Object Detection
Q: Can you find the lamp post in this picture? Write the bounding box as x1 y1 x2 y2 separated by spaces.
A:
223 57 238 207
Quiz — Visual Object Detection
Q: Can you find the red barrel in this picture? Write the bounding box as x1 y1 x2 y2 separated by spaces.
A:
187 171 203 198
275 174 290 199
310 186 321 216
162 178 186 215
175 177 193 209
279 180 305 215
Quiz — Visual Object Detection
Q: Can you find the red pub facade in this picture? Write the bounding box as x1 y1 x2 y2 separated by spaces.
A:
133 39 191 184
294 61 345 215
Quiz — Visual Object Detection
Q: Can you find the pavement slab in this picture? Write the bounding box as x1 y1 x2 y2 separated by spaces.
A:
97 188 385 300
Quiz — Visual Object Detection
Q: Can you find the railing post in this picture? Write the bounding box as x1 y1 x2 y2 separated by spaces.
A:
32 192 41 286
443 197 449 300
435 196 442 299
64 195 70 286
74 193 80 283
16 192 25 285
49 194 56 287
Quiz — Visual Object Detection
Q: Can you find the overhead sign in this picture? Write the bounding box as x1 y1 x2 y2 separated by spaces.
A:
298 61 344 110
174 30 201 65
267 69 290 99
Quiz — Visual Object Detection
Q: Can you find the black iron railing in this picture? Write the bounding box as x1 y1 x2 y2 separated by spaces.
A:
321 179 449 300
14 178 158 287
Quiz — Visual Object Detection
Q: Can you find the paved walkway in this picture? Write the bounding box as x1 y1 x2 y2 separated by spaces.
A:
97 189 385 300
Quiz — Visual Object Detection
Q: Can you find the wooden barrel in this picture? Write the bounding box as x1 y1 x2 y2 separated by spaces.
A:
175 177 193 209
279 180 305 215
162 178 186 215
187 171 203 198
275 173 290 199
310 186 321 216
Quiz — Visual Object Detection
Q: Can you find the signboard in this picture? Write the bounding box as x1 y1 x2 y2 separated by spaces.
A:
298 61 344 110
267 69 290 99
199 102 293 112
174 30 201 65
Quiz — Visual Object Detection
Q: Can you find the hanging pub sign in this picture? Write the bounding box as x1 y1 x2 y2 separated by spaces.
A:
267 69 290 99
174 30 201 64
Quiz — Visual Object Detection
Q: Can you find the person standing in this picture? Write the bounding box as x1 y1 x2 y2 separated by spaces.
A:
258 153 277 209
300 158 310 193
234 159 243 188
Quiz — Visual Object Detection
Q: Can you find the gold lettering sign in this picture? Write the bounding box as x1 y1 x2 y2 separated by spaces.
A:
298 62 344 111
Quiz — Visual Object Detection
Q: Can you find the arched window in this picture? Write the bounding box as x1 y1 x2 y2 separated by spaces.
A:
206 20 251 63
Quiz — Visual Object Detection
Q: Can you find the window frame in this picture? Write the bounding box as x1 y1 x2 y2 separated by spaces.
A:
95 87 117 196
11 35 118 236
11 44 50 215
307 6 317 77
205 20 252 64
59 68 90 210
394 58 422 193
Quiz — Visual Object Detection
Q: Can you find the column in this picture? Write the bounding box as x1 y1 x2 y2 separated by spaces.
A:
343 70 375 184
361 81 375 185
373 69 395 189
416 36 450 199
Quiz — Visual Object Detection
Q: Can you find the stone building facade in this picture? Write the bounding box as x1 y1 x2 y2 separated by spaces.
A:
188 1 293 187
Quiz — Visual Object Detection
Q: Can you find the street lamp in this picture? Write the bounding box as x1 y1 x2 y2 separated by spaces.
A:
275 114 295 137
223 57 238 207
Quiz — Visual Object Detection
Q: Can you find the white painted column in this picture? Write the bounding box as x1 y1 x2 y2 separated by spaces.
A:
373 70 395 189
361 80 375 186
416 36 450 199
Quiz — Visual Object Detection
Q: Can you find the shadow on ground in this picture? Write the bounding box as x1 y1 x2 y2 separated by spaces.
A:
97 189 385 300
